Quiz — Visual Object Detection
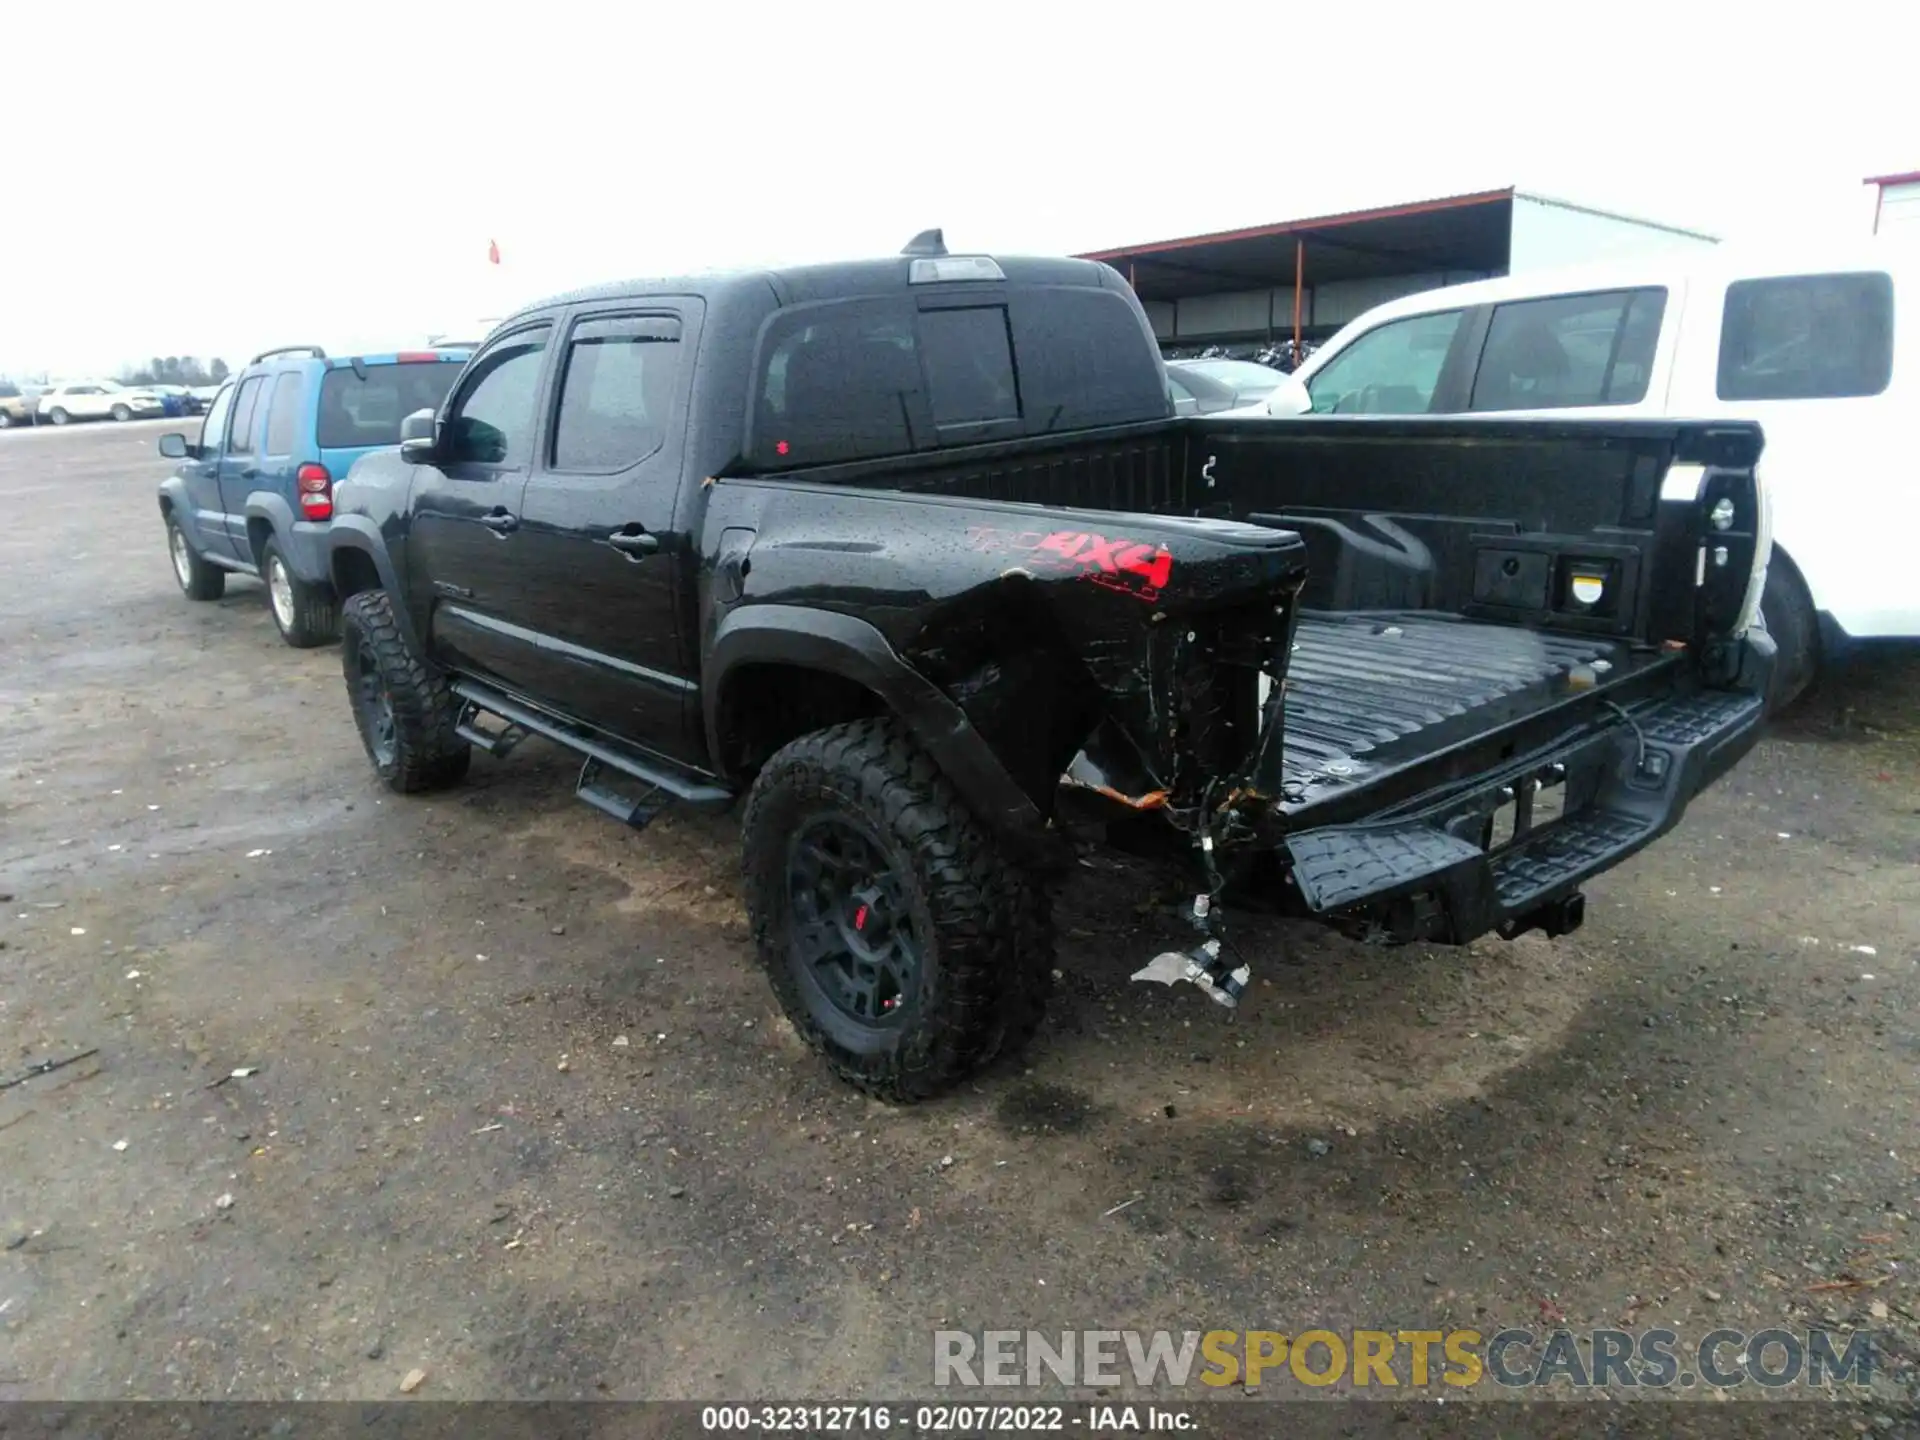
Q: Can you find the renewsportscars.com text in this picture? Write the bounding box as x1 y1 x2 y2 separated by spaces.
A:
933 1327 1877 1390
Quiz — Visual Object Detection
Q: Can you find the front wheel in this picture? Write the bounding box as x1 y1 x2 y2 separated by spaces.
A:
339 590 470 793
47 407 69 426
166 516 225 600
261 538 339 648
110 404 133 422
741 718 1052 1102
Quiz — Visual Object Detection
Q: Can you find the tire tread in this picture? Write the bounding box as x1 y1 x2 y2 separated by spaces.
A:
741 717 1051 1102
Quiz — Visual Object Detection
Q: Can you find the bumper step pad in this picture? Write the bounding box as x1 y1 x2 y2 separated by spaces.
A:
1279 685 1766 942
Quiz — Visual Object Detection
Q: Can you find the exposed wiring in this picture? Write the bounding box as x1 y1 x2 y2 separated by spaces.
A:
1602 699 1648 772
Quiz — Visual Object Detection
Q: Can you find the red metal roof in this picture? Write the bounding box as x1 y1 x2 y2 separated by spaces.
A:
1864 171 1920 189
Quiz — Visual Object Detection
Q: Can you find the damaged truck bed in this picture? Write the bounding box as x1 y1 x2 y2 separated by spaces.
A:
719 410 1771 963
326 238 1773 1099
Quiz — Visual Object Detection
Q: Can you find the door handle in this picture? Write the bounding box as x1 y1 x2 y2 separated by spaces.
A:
240 467 260 479
607 527 659 557
478 510 519 534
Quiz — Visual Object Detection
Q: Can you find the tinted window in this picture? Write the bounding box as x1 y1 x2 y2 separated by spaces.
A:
750 285 1169 469
317 362 464 450
440 332 549 467
755 301 919 468
227 376 266 454
1005 287 1168 432
1717 272 1894 401
1307 310 1466 414
197 384 234 454
263 373 305 455
1470 288 1667 411
919 306 1019 427
551 315 682 470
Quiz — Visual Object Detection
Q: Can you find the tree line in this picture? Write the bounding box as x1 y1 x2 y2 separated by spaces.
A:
119 356 232 387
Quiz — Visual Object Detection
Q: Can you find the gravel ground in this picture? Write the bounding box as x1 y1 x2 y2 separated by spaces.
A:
1 420 1916 1421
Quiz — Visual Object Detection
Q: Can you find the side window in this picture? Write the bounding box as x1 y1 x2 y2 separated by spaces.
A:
1717 272 1894 401
1470 288 1667 412
264 373 305 456
1008 287 1169 430
1305 310 1466 414
551 315 683 471
918 305 1020 430
227 376 266 456
441 329 550 468
197 384 235 454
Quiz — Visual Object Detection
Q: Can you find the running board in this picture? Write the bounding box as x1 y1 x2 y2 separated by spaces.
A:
449 679 733 832
455 704 531 758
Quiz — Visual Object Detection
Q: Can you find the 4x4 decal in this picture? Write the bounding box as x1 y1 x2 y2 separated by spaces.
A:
967 526 1174 602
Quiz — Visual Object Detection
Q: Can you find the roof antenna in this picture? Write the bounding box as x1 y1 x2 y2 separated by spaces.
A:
901 228 948 257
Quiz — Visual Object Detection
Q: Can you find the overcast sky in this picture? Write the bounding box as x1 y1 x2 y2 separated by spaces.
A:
0 0 1908 378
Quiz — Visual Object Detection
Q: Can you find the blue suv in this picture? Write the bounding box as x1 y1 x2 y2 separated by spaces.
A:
157 345 469 646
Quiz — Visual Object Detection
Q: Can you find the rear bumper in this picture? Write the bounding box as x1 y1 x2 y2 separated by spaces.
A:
1276 635 1773 945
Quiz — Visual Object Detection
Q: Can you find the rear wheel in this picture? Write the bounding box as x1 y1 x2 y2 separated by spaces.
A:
166 515 225 600
0 411 13 429
339 589 470 793
1759 554 1819 712
741 718 1052 1102
261 537 339 648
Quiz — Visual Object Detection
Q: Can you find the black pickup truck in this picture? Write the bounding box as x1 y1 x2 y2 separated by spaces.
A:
325 232 1774 1101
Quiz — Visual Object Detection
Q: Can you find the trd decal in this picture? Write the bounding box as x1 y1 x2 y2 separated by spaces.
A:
967 527 1174 602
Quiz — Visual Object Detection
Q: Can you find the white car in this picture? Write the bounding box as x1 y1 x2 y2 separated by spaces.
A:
37 380 167 425
1245 239 1920 707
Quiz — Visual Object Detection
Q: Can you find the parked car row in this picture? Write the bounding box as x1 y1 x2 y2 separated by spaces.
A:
0 377 209 427
152 235 1773 1103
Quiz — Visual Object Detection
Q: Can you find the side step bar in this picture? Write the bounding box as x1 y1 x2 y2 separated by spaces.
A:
450 679 733 832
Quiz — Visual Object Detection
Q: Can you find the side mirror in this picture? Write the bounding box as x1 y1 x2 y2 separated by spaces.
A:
398 408 438 464
1263 374 1313 417
157 432 189 459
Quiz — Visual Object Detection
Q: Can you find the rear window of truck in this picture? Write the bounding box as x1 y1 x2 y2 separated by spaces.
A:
1716 271 1894 401
317 361 464 449
749 286 1165 469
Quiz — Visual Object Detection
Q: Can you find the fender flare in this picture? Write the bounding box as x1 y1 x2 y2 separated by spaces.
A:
241 492 298 562
326 516 423 654
155 473 189 518
706 604 1060 860
156 475 212 551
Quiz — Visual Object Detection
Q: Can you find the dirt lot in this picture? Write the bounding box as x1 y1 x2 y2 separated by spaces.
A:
2 420 1918 1413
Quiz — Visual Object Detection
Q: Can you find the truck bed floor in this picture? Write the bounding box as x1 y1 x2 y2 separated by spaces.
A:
1276 612 1639 800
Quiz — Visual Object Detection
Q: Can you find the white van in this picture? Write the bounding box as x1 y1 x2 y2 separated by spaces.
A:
1265 240 1915 706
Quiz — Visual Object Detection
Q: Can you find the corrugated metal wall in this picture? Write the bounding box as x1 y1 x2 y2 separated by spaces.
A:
1506 194 1717 271
1147 273 1489 342
1878 181 1920 233
1142 193 1713 345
